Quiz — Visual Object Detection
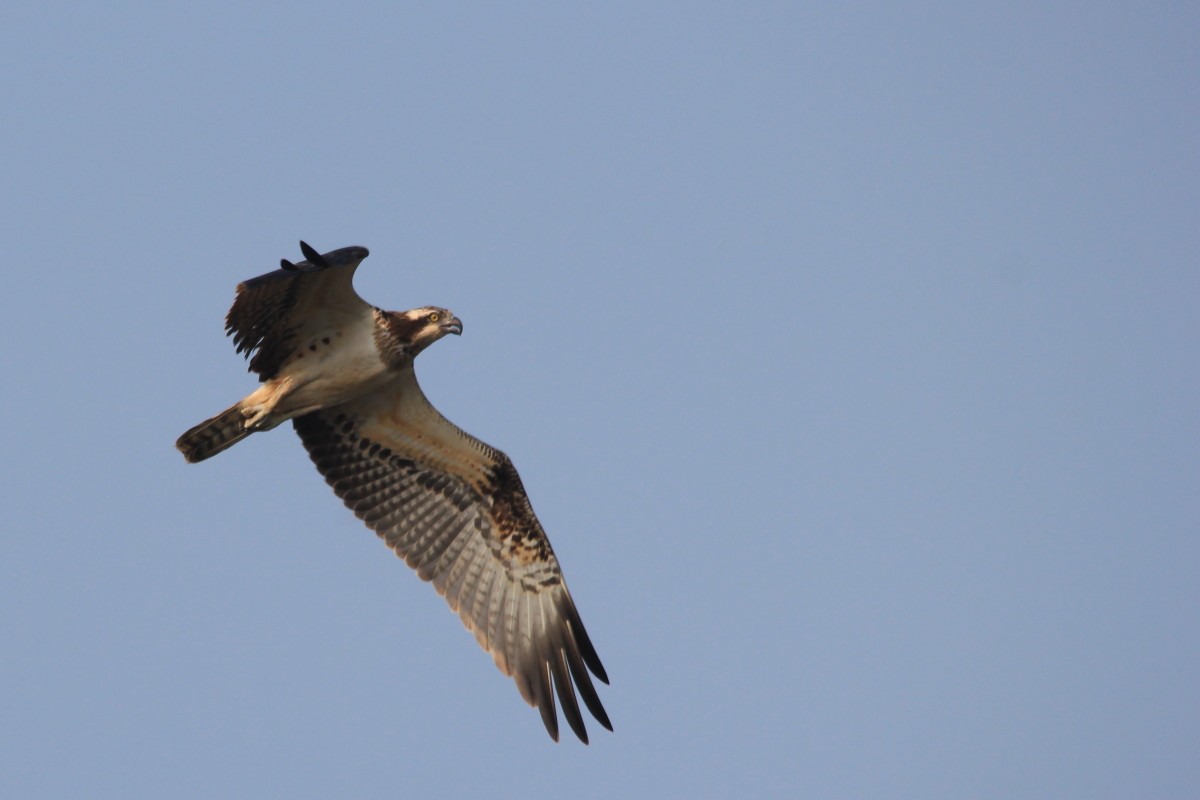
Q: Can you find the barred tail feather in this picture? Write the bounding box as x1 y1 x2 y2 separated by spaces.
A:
176 403 250 463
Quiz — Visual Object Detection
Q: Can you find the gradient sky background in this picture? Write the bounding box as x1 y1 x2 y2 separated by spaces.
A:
2 3 1197 798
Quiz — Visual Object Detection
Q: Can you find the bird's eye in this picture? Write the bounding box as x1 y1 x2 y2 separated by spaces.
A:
428 312 440 323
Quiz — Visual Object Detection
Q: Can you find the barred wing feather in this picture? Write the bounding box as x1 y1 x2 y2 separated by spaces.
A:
291 368 610 742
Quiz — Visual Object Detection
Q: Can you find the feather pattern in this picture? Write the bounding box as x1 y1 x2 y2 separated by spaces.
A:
224 244 371 380
181 242 610 742
292 368 611 743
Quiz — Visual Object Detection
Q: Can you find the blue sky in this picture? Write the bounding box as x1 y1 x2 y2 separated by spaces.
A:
2 3 1197 797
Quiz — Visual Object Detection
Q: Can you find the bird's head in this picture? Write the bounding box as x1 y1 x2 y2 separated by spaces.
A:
392 306 463 355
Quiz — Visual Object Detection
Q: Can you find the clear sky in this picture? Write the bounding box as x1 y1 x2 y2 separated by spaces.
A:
2 3 1197 797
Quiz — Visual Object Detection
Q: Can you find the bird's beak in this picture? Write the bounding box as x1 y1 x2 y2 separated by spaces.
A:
441 316 463 336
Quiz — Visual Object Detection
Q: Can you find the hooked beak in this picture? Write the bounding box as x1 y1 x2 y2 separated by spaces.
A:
441 316 463 336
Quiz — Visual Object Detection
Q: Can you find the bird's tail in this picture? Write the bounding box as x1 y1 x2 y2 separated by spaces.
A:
176 403 250 463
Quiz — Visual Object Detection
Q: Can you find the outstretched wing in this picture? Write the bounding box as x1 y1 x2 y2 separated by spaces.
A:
225 242 373 380
291 368 611 743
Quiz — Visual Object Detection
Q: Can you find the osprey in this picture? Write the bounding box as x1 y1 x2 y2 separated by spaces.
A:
176 242 611 743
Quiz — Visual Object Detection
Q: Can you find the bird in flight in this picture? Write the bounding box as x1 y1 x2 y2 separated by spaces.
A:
176 241 611 743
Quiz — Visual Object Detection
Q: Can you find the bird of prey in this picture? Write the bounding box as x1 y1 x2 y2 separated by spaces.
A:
176 242 611 743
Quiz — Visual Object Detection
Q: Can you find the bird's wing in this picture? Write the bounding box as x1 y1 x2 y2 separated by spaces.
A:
291 368 611 743
225 242 373 380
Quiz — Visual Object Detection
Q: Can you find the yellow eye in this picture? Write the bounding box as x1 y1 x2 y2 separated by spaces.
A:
428 312 440 323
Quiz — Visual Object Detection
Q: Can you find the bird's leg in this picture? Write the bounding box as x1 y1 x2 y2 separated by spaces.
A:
237 377 294 431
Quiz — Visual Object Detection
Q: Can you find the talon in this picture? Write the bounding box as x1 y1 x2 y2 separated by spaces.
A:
241 406 268 429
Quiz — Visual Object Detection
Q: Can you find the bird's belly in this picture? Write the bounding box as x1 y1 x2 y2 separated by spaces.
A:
282 353 392 412
268 318 397 417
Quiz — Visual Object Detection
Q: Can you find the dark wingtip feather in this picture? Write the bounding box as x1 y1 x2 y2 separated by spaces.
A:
298 240 329 268
548 646 589 743
562 593 609 685
561 633 612 733
591 699 614 732
532 665 560 742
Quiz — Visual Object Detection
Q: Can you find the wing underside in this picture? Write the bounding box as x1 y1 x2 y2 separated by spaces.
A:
291 368 611 742
225 243 372 380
